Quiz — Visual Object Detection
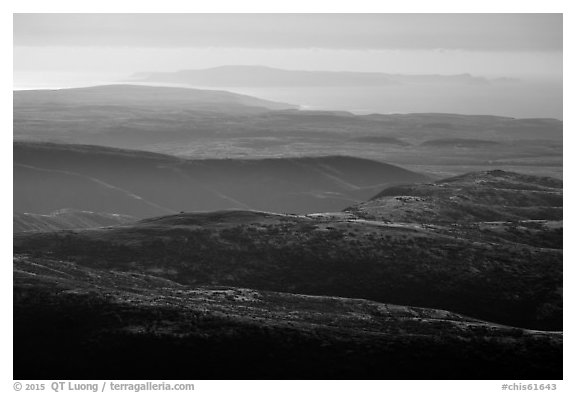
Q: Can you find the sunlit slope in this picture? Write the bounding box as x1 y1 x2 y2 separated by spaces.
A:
15 207 562 330
347 170 562 223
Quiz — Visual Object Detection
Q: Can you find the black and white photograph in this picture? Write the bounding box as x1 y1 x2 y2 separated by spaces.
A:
8 5 571 388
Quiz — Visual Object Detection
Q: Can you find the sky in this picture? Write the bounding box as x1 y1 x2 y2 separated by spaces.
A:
14 14 561 51
14 13 563 88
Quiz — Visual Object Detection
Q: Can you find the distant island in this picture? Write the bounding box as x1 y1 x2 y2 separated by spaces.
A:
128 65 498 87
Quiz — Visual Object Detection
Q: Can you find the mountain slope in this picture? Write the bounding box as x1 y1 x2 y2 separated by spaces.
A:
14 209 135 232
13 170 564 378
346 170 562 223
14 142 428 217
14 207 562 330
14 254 562 379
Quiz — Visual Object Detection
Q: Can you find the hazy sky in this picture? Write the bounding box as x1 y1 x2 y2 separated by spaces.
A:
14 14 561 51
14 13 562 88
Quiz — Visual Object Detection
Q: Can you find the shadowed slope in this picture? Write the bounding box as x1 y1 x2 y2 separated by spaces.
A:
14 142 428 217
14 255 562 379
14 209 135 232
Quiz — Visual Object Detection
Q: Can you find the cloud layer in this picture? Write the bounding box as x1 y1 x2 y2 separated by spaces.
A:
14 14 562 51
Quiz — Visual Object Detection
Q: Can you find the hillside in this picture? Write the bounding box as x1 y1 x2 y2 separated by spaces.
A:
14 86 562 178
346 170 563 224
14 142 427 217
14 207 562 330
14 254 562 379
14 209 134 232
14 84 296 111
13 169 564 379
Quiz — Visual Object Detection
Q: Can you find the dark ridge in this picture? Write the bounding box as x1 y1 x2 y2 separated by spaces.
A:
14 141 428 217
13 141 180 162
14 255 561 380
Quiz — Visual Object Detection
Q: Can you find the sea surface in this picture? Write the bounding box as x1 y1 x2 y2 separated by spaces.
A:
14 71 562 119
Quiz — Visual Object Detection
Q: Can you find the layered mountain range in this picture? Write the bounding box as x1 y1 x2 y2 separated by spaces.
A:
13 85 562 178
12 84 563 379
13 150 563 379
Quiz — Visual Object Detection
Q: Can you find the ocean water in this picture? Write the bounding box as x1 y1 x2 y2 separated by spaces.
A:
218 83 562 120
13 71 562 120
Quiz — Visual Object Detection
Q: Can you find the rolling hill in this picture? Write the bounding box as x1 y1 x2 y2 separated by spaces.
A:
14 207 562 330
346 170 563 224
14 83 296 111
13 169 563 379
14 254 562 379
14 85 562 178
14 209 135 232
14 142 428 217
